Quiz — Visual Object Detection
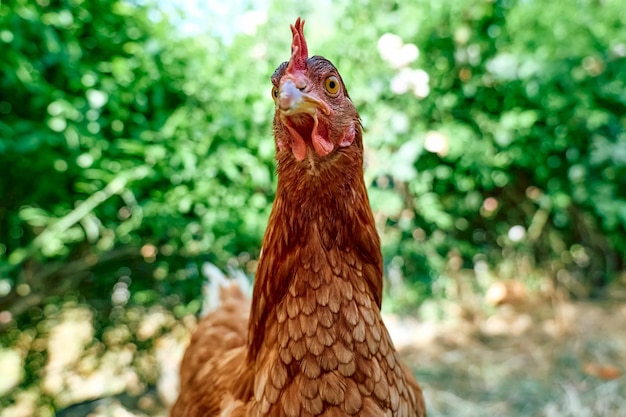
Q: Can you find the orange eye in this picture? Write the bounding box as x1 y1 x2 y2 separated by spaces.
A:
324 76 340 95
271 86 279 99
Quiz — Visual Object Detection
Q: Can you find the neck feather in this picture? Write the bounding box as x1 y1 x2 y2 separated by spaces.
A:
247 144 383 361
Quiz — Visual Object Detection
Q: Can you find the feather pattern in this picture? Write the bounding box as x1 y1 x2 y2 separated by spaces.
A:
170 17 426 417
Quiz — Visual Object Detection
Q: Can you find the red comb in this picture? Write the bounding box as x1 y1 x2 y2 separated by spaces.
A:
286 17 308 74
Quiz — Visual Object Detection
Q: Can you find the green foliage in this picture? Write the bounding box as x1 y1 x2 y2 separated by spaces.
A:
331 0 626 302
1 0 626 411
1 0 625 340
0 0 278 315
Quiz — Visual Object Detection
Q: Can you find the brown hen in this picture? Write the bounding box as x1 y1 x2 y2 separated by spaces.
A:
170 18 426 417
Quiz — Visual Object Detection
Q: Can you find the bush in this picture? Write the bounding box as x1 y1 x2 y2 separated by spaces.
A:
1 0 624 321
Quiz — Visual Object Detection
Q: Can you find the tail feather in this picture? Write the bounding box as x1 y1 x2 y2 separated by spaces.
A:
201 262 251 316
172 263 251 415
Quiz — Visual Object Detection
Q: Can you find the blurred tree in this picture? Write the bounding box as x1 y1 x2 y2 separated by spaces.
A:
0 0 625 393
0 0 278 323
328 0 626 303
1 0 626 412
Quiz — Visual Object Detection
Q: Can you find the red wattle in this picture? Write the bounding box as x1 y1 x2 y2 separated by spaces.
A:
311 118 333 157
285 125 307 161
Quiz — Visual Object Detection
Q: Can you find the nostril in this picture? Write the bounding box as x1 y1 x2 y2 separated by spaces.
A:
278 81 302 110
278 95 292 110
295 81 307 91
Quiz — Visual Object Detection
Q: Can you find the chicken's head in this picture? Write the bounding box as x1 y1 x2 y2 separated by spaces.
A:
271 18 360 163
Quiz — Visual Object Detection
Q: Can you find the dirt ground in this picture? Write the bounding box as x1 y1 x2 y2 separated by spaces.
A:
394 299 626 417
2 295 625 417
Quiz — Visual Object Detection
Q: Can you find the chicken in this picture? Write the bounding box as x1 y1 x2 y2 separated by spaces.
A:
170 18 426 417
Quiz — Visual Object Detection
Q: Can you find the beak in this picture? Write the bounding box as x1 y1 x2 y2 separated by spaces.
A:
277 79 330 116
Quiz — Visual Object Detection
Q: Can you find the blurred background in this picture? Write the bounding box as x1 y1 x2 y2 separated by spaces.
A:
1 0 625 416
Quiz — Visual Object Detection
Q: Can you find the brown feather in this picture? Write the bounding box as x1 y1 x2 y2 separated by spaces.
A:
170 17 426 417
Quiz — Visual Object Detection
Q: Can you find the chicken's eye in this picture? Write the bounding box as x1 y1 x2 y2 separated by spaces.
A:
272 86 279 99
324 76 340 96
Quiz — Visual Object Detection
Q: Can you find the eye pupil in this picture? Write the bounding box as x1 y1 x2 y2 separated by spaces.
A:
325 76 339 94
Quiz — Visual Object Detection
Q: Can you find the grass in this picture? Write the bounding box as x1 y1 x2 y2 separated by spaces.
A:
1 293 625 417
398 300 626 417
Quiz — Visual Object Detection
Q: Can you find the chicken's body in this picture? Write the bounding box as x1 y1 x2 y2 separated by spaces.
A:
171 284 253 416
171 18 426 417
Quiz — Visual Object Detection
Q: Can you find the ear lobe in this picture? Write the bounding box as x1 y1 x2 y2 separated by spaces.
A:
339 122 356 148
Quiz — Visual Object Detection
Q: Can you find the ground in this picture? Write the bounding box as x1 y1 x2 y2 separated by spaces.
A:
1 292 625 417
397 299 626 417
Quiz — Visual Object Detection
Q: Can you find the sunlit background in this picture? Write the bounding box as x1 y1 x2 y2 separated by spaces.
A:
1 0 625 416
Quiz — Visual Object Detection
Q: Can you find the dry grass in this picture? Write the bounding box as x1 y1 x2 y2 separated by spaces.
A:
396 300 626 417
1 296 625 417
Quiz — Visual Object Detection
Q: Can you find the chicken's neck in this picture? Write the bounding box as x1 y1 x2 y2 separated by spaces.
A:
248 149 383 361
